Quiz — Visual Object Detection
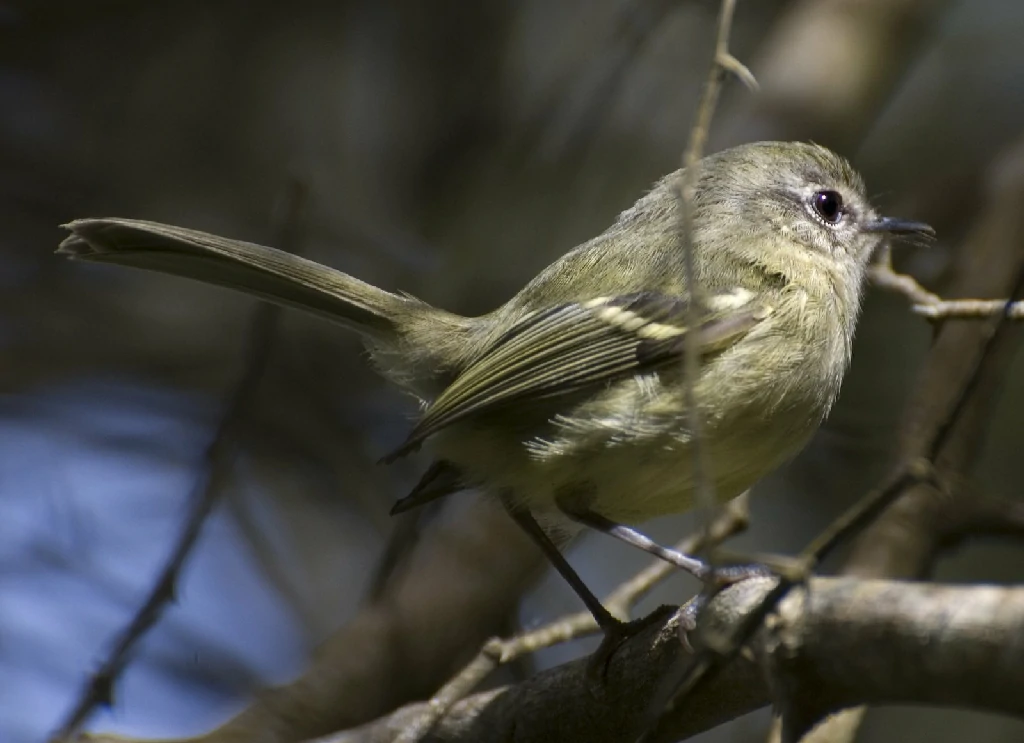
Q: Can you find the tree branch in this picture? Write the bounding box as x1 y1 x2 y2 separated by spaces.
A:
306 578 1024 743
869 256 1024 322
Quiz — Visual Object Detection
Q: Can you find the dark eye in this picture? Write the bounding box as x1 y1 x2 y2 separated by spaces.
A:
811 190 844 225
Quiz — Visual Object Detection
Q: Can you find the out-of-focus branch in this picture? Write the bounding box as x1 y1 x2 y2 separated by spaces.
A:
717 0 946 151
303 577 1024 743
934 493 1024 547
52 182 308 743
79 500 544 743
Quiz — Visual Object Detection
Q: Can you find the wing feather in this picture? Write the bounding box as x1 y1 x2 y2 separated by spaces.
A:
382 291 769 462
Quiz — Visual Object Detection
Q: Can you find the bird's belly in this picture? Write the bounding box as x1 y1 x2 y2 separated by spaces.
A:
434 401 818 526
536 419 812 523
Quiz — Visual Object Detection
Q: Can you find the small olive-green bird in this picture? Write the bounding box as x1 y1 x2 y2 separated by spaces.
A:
59 141 931 640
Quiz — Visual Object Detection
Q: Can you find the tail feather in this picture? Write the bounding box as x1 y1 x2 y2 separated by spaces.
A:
60 218 409 339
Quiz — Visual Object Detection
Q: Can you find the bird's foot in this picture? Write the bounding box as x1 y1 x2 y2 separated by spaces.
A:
586 604 677 689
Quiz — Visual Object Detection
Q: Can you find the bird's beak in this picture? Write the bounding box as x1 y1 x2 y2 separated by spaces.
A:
861 217 935 237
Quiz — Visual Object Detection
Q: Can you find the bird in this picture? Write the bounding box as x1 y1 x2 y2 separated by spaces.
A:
58 141 933 654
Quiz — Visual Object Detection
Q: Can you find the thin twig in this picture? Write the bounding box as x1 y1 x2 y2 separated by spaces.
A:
870 256 1024 321
391 495 751 743
50 182 308 742
914 299 1024 320
320 578 1024 743
677 0 757 534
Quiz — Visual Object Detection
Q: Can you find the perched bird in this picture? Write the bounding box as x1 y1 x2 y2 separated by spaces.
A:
59 141 932 650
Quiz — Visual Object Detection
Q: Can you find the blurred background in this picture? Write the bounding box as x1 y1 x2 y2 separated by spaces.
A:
2 1 1024 742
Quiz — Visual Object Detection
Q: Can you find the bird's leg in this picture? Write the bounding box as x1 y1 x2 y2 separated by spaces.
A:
502 498 673 682
560 505 714 578
556 501 773 639
503 500 615 627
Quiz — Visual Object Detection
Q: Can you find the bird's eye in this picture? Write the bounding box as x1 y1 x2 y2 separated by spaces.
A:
811 190 844 225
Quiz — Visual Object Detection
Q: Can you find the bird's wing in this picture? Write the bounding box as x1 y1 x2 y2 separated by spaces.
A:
383 290 771 462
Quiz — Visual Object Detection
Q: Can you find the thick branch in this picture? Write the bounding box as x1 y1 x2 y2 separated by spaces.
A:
758 578 1024 740
314 577 1024 743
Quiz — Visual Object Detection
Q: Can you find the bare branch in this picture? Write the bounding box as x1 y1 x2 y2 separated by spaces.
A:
913 299 1024 320
837 134 1024 578
869 257 1024 322
935 493 1024 547
759 579 1024 743
306 578 1024 743
74 501 546 743
867 249 943 307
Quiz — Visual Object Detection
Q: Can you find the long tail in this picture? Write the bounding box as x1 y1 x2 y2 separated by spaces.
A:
60 218 414 340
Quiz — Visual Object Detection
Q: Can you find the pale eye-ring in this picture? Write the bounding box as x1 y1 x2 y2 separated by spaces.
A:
811 190 844 225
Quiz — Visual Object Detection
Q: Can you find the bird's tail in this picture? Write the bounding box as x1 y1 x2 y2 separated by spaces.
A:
59 218 415 340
